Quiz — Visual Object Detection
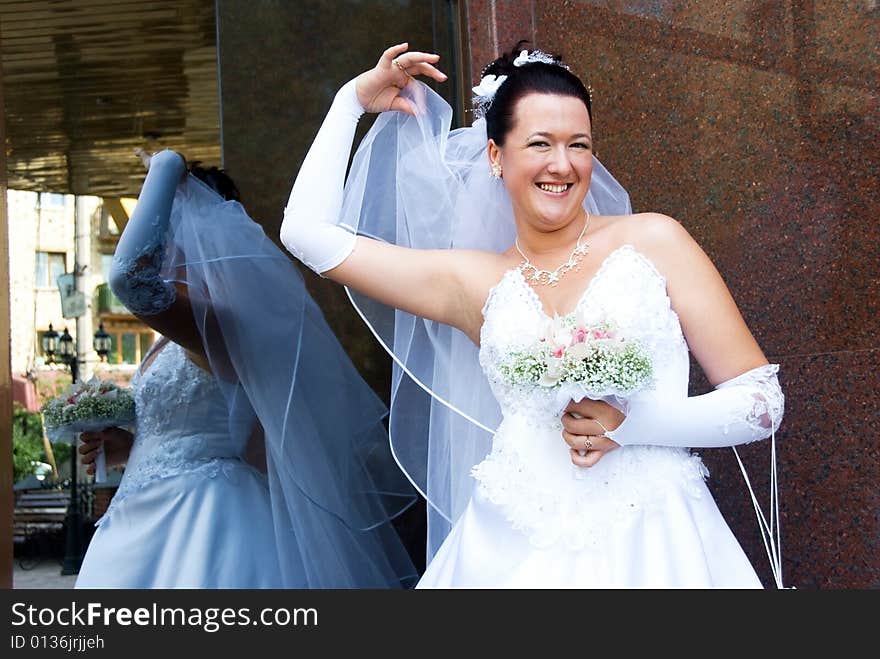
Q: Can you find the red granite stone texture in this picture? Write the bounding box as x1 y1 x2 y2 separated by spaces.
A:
494 1 536 63
489 0 880 587
695 350 879 589
530 1 879 357
466 0 536 84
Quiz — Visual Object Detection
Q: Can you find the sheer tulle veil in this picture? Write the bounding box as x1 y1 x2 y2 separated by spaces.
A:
162 175 418 587
339 80 632 560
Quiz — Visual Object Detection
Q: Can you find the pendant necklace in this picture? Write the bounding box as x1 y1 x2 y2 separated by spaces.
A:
515 211 591 287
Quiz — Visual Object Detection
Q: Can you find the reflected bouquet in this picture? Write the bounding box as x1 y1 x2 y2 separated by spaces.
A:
41 376 136 442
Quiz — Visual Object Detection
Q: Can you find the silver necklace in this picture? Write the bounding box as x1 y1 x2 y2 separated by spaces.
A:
515 212 591 287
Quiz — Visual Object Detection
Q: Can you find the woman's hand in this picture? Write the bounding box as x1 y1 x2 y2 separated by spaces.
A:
79 427 134 476
561 399 624 468
134 148 187 177
134 148 153 170
355 42 447 115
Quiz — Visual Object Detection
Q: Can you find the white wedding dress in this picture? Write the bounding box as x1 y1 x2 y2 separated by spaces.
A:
418 245 763 588
76 341 282 588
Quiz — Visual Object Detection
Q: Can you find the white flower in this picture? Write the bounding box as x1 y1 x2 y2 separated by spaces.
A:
555 329 573 347
540 316 572 350
538 357 564 387
472 74 507 100
513 50 557 67
567 342 590 361
513 50 531 67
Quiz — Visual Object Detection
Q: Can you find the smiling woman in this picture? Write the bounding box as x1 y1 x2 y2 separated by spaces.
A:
488 94 594 236
280 41 785 588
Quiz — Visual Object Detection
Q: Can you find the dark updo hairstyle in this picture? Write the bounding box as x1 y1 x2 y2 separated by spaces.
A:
482 41 593 146
188 161 241 202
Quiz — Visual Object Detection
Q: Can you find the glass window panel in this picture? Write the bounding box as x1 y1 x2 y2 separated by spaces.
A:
139 333 154 361
34 252 48 287
40 192 66 208
35 251 66 288
121 333 137 364
49 253 66 287
101 254 114 281
107 334 119 364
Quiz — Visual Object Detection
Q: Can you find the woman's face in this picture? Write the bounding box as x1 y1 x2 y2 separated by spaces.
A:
488 93 593 232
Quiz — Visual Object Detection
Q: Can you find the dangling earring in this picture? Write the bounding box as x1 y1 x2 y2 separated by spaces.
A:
490 162 502 179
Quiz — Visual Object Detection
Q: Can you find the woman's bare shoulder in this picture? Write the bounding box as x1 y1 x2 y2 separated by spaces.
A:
599 211 690 244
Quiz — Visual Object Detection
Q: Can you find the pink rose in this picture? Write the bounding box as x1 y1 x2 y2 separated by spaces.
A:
552 346 565 358
573 327 588 344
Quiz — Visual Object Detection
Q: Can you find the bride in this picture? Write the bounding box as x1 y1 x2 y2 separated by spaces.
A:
75 150 416 588
281 42 785 588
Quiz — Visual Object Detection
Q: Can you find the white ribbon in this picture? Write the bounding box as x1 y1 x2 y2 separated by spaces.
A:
732 430 786 588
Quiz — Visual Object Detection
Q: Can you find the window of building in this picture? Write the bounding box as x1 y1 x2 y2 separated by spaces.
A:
39 192 66 209
104 330 155 365
120 333 137 364
101 254 114 282
34 251 67 289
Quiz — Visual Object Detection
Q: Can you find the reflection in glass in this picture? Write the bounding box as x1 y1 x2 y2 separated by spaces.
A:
121 333 136 364
139 333 154 361
35 251 67 288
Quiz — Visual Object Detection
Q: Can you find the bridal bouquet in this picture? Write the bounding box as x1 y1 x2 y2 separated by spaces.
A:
41 376 136 443
41 377 136 482
498 314 653 396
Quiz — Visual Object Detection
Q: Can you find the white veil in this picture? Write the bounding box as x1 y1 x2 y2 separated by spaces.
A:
339 81 632 560
162 174 419 587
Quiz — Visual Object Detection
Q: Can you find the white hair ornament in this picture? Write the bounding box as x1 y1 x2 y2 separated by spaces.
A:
471 49 570 118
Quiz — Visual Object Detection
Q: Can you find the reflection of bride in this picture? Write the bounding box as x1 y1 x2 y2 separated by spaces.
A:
281 42 785 588
75 151 416 588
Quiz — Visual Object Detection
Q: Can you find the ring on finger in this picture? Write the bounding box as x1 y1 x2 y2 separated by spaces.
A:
395 59 417 82
583 437 593 451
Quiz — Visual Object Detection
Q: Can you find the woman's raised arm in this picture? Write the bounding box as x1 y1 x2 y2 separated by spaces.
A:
108 150 210 363
280 44 495 340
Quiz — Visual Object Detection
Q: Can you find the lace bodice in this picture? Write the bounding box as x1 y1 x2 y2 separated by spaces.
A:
474 244 709 549
480 244 689 421
101 342 252 522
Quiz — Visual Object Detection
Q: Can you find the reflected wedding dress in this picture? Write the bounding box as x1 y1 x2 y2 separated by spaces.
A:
76 340 281 588
419 246 770 588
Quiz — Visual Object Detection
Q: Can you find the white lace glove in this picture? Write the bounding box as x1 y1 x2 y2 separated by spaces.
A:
606 364 784 447
108 149 185 315
280 79 362 274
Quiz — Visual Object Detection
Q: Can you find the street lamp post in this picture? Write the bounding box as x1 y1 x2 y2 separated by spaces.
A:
57 327 82 575
40 324 59 358
57 327 78 384
43 324 110 575
94 324 111 361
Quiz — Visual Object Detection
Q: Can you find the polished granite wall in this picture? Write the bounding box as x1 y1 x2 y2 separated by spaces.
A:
465 0 878 588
